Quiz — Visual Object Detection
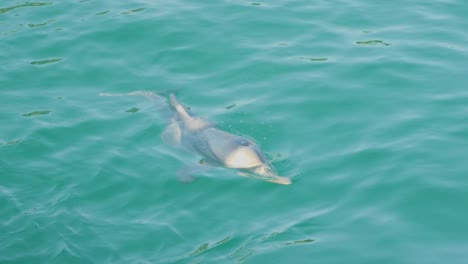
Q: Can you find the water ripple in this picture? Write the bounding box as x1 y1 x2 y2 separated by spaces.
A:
2 0 468 263
0 2 50 14
29 58 63 65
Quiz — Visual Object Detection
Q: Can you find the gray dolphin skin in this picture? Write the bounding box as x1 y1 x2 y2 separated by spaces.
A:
99 91 291 185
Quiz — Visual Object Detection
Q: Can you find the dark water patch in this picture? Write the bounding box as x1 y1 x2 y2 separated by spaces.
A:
0 2 50 14
261 231 280 240
228 237 257 263
189 236 231 256
238 252 253 262
122 8 145 15
251 2 262 5
212 236 231 247
28 19 54 28
96 11 109 16
190 243 209 256
22 110 50 117
30 58 62 65
356 40 391 46
285 238 314 246
125 107 139 113
299 57 328 62
225 104 236 110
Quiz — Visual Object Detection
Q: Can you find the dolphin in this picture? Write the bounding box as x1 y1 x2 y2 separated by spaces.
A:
99 91 291 185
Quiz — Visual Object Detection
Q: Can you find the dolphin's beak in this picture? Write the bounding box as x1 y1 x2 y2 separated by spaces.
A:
267 175 292 185
253 165 292 185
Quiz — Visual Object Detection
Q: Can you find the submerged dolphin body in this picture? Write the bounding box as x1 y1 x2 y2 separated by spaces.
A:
99 91 291 185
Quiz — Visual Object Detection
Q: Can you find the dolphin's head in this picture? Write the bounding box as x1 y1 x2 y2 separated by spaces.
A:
222 136 292 185
224 138 268 169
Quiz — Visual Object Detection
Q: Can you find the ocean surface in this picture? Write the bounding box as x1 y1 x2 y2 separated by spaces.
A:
1 0 468 263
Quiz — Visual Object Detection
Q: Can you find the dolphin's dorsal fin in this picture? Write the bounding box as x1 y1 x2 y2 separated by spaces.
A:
170 94 191 121
169 94 211 131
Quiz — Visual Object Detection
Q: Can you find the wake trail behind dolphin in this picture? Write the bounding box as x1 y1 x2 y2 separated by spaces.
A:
99 91 172 120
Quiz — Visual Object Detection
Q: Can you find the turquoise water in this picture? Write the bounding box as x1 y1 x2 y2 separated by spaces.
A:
2 0 468 263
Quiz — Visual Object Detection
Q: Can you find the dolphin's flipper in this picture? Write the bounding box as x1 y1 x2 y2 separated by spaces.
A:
198 158 220 167
176 164 213 183
177 168 196 183
161 121 182 148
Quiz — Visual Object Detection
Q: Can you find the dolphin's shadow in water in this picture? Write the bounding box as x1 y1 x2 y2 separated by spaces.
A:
99 91 291 185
